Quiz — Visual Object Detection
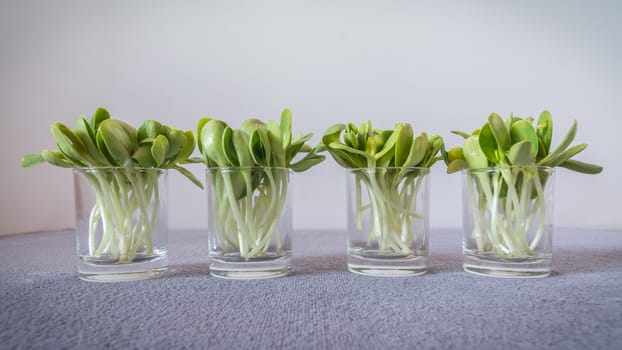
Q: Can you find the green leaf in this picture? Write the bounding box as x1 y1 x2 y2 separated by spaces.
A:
196 118 212 154
249 128 273 166
478 123 500 163
329 142 370 160
358 121 371 150
402 133 429 168
74 116 107 165
488 113 510 151
322 124 346 149
464 135 488 169
176 130 196 163
90 107 110 131
200 120 229 166
365 137 377 157
267 120 285 166
132 142 155 168
21 154 45 168
447 147 464 162
558 159 603 174
50 122 92 166
424 135 444 167
373 129 393 152
232 129 254 167
41 150 74 168
447 159 466 174
347 123 358 134
225 169 254 200
451 130 470 139
374 127 399 160
543 143 588 167
290 153 326 172
541 119 577 164
256 125 272 166
280 109 292 149
286 133 313 164
394 123 413 167
290 133 313 146
138 120 167 142
97 119 137 166
537 110 553 154
151 135 169 166
537 138 548 159
325 147 367 168
165 128 187 160
343 132 359 150
504 114 522 130
240 120 272 166
376 149 394 167
509 120 538 159
172 165 204 189
507 140 535 166
240 118 267 137
221 126 239 166
96 129 118 165
314 142 327 153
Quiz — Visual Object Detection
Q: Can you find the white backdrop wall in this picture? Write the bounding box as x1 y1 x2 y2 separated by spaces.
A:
1 0 620 235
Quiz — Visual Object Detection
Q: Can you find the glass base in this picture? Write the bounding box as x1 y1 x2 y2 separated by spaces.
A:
463 251 551 278
347 250 428 277
209 253 291 279
78 251 168 282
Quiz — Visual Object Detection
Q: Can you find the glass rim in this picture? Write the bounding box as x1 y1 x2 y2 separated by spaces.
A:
347 166 431 173
462 165 555 174
73 166 168 173
206 166 293 172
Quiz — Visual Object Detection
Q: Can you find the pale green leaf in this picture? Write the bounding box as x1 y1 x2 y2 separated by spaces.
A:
558 159 603 174
507 140 535 166
488 113 510 151
151 135 169 166
464 135 488 169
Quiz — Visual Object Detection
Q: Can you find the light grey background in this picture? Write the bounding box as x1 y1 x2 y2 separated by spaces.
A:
1 0 620 235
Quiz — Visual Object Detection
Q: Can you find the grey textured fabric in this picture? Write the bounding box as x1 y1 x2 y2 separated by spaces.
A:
1 228 621 349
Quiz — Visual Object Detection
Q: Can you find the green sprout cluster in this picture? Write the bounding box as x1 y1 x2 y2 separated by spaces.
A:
446 111 603 174
198 109 325 259
322 121 443 254
445 111 602 258
22 107 201 263
22 106 604 267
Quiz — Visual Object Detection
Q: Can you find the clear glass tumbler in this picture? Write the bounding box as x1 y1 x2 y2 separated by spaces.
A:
74 167 168 282
207 167 293 279
462 166 555 278
346 167 430 277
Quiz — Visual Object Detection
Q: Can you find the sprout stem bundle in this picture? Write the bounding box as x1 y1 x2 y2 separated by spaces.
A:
199 109 324 260
466 166 549 258
79 168 162 263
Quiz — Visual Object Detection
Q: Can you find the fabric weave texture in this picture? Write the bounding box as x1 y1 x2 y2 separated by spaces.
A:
1 228 621 349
